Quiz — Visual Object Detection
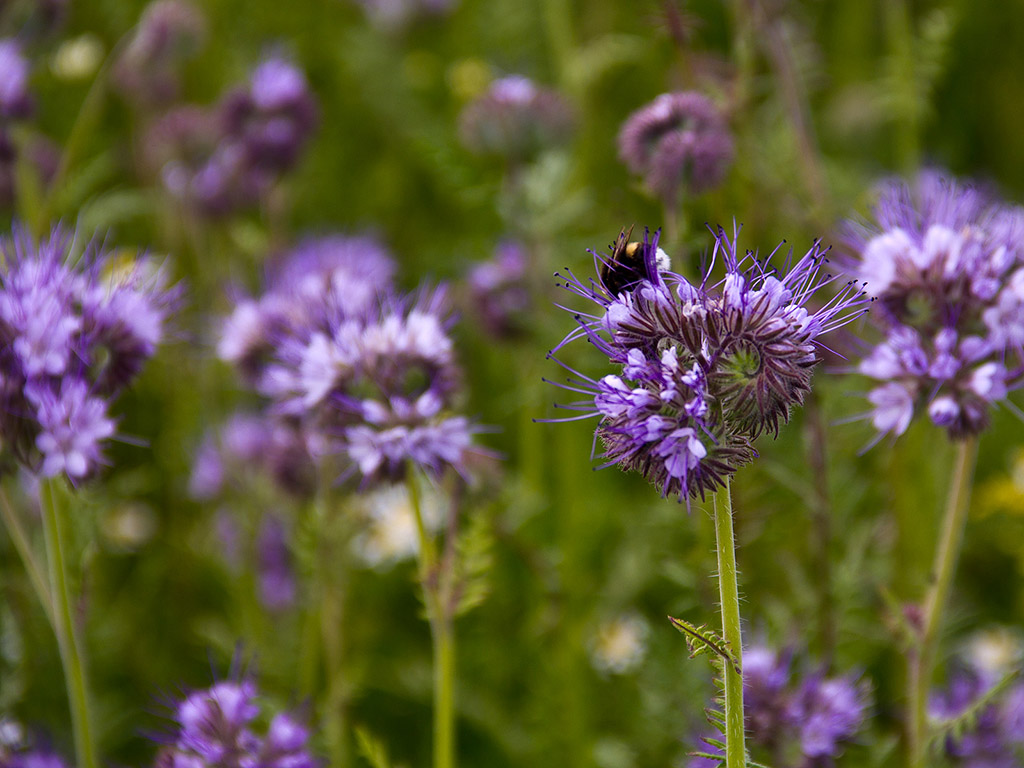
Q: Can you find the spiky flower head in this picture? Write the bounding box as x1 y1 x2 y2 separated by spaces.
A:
845 171 1024 440
618 91 733 206
154 677 317 768
547 226 867 501
458 75 573 162
0 226 176 480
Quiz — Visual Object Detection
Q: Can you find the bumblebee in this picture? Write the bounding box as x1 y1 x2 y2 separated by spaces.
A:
599 226 670 297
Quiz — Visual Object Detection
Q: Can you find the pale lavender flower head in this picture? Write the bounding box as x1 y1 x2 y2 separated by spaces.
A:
458 75 573 161
0 226 176 480
0 39 32 119
113 0 207 107
466 239 531 337
221 55 317 174
845 171 1024 439
618 91 733 206
547 226 868 501
218 233 395 386
265 286 475 484
155 677 317 768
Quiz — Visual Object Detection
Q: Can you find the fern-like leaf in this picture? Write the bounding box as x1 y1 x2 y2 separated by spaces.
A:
668 616 740 675
928 668 1021 752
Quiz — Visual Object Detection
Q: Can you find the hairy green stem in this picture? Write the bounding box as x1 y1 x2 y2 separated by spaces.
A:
40 479 97 768
713 479 746 768
408 475 455 768
907 437 979 768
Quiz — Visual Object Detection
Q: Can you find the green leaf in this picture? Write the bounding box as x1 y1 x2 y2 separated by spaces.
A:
668 616 740 675
454 508 494 617
354 726 392 768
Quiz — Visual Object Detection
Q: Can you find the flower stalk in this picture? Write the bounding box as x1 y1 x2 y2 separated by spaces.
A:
409 473 455 768
906 436 979 768
40 478 98 768
713 479 747 768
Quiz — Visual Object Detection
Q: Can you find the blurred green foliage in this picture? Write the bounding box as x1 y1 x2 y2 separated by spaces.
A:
2 1 1024 767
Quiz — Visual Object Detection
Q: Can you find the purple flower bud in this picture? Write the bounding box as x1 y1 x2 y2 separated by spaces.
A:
618 92 733 206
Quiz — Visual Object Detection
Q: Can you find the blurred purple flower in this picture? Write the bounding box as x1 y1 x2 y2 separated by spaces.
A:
618 91 733 206
0 226 176 481
458 75 573 161
688 643 869 767
845 171 1024 440
0 39 32 119
154 677 317 768
113 0 207 107
466 239 531 337
547 226 868 501
221 55 317 174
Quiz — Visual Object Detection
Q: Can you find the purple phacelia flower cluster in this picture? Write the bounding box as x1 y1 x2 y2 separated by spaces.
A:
929 664 1024 768
548 226 868 501
113 0 207 108
154 678 317 768
458 75 573 162
618 91 733 207
845 171 1024 440
145 53 316 216
466 239 531 338
691 644 870 767
0 226 176 481
219 234 477 486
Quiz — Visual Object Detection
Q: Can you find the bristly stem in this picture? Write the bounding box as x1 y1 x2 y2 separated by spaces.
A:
906 436 979 768
408 474 455 768
39 478 98 768
713 478 746 768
